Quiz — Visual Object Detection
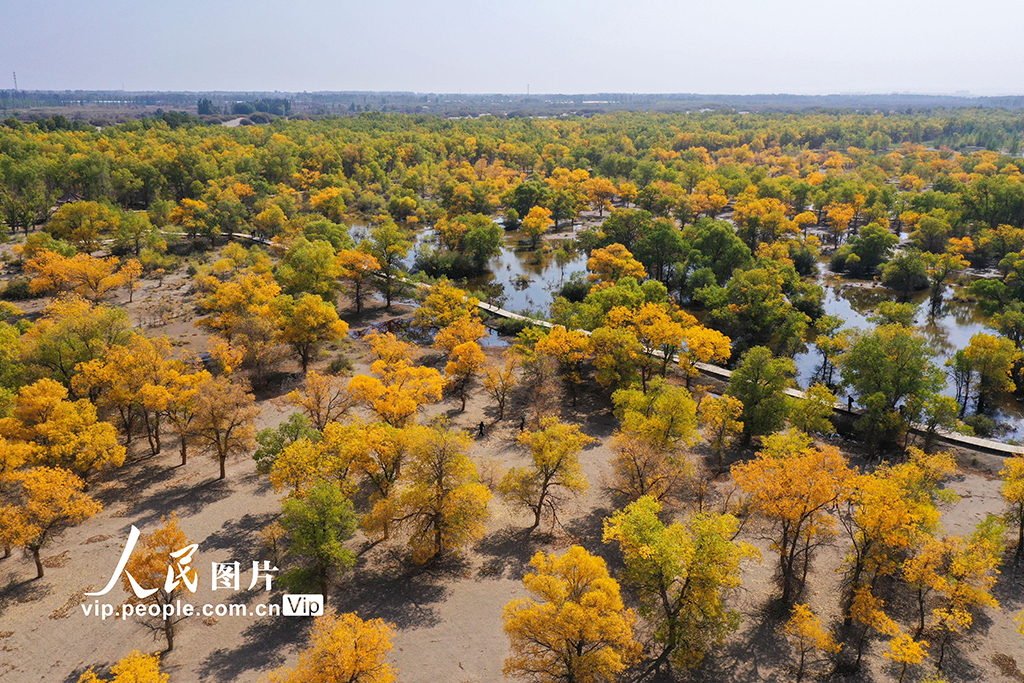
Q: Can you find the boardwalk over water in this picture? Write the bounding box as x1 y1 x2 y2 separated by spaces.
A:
475 301 1024 458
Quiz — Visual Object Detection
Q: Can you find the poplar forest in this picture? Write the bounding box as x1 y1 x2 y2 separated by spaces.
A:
3 107 1024 682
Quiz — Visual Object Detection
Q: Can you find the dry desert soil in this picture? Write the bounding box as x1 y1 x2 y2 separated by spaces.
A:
1 261 1023 683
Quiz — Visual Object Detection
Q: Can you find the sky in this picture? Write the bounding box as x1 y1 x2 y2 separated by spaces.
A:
1 0 1022 96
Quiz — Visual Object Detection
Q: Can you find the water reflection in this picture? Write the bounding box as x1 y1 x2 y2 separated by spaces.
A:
366 221 1023 441
402 224 589 317
793 280 1024 440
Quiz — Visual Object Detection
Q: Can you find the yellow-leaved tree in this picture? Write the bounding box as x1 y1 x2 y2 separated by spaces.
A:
503 546 641 683
25 250 134 301
348 332 445 426
699 394 744 470
77 650 167 683
607 430 691 507
521 205 553 248
413 278 479 331
393 423 490 563
191 376 259 480
335 249 380 314
587 243 646 289
444 340 486 412
849 587 899 667
782 603 841 682
0 378 125 478
499 417 593 530
481 352 519 420
72 334 180 455
534 325 592 405
678 325 731 387
606 302 690 388
0 466 101 578
286 370 354 430
433 316 487 356
612 377 698 450
265 611 397 683
604 496 756 676
268 421 364 498
1000 454 1024 564
121 514 197 652
841 448 956 615
883 633 929 683
274 293 349 372
903 516 1004 670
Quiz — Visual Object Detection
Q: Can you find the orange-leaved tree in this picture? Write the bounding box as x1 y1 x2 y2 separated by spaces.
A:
732 437 854 602
191 376 259 480
121 514 197 652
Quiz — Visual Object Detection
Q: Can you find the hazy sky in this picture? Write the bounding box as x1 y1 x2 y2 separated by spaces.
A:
2 0 1021 95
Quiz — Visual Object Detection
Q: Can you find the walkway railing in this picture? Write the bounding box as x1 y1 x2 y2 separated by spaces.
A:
473 298 1024 458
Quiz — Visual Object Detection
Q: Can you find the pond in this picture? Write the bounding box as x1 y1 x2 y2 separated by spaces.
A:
360 221 1024 442
387 223 589 316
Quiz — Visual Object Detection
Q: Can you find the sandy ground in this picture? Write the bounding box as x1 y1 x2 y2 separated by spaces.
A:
1 262 1023 683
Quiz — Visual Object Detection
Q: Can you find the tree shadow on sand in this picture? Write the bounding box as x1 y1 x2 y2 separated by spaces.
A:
125 477 234 529
0 573 51 619
924 621 990 683
330 549 462 631
474 524 546 581
198 613 308 682
199 512 279 564
993 552 1024 611
692 598 795 683
561 506 620 568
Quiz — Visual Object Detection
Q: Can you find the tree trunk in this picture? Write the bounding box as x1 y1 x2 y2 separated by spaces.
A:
179 438 188 466
915 588 926 637
32 545 44 579
1016 509 1023 565
164 618 175 652
219 452 226 480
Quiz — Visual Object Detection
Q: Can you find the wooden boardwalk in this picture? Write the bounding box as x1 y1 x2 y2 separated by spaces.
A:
474 300 1024 458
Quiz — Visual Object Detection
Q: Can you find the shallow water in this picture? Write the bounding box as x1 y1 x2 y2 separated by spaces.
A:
792 279 1024 440
404 224 589 316
376 221 1024 441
